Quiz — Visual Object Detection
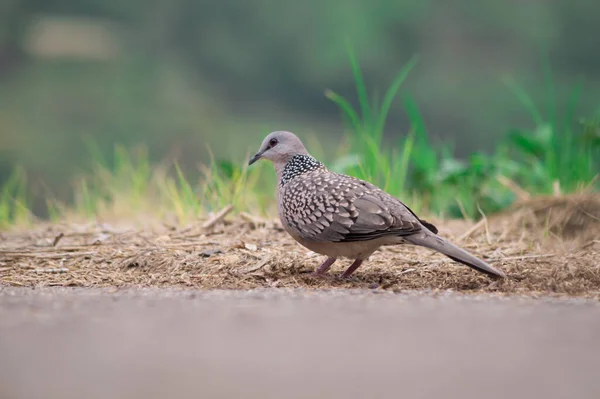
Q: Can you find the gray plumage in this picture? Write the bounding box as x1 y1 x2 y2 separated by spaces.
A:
248 131 506 279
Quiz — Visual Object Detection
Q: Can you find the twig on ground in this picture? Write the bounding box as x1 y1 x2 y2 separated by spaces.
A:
52 232 65 247
456 199 471 222
458 218 486 242
477 205 492 245
582 240 600 249
35 268 69 274
240 212 267 228
398 268 416 275
239 258 271 274
0 251 97 259
202 205 234 230
487 253 555 262
0 245 109 254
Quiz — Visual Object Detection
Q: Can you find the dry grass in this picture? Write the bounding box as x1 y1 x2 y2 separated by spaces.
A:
1 195 599 298
493 192 600 242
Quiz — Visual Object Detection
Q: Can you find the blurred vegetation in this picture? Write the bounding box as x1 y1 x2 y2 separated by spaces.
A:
0 0 599 224
1 54 598 226
327 54 599 219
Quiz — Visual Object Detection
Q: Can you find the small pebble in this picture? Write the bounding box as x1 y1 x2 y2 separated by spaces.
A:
200 249 222 257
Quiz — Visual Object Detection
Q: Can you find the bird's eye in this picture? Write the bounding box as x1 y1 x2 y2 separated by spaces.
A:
269 138 278 147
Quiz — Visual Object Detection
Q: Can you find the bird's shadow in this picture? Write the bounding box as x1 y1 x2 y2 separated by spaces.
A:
296 268 503 291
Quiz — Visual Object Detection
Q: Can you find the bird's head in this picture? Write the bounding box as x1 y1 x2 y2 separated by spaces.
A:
248 131 309 166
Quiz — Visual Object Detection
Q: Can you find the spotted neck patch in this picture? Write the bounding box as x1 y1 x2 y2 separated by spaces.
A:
280 155 324 185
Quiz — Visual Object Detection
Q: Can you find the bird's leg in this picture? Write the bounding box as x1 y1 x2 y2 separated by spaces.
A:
341 259 363 278
310 257 337 277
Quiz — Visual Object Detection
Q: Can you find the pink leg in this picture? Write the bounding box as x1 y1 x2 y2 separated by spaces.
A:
310 257 337 277
341 259 363 278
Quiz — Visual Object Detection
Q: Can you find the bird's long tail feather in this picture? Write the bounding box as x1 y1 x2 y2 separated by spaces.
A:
405 233 506 278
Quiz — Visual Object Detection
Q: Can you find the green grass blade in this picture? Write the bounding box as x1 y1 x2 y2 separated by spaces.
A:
503 76 544 126
403 93 427 145
375 55 419 138
82 136 108 169
541 48 557 129
346 43 372 129
396 131 415 195
325 89 362 133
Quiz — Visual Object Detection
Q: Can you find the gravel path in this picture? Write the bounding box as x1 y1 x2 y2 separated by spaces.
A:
1 287 599 399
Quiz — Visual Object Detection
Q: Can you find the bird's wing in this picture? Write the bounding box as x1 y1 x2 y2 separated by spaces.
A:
281 172 429 242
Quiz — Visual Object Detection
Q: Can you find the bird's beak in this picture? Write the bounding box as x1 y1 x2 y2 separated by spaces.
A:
248 151 263 166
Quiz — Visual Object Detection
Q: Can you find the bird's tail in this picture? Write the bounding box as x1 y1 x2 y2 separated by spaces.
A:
404 233 506 278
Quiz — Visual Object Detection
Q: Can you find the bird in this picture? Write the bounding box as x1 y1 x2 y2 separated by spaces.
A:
248 131 506 279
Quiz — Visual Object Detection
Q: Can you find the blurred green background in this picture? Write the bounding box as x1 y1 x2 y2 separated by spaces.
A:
1 0 599 217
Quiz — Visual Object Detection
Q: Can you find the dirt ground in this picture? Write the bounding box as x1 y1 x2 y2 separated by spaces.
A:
1 195 599 298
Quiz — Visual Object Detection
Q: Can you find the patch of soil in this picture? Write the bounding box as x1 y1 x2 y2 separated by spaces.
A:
1 204 599 298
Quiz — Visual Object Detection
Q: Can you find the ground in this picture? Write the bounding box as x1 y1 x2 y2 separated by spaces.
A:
1 198 599 297
1 197 599 398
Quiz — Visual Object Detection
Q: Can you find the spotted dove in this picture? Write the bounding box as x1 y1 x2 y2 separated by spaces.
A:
248 131 506 279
